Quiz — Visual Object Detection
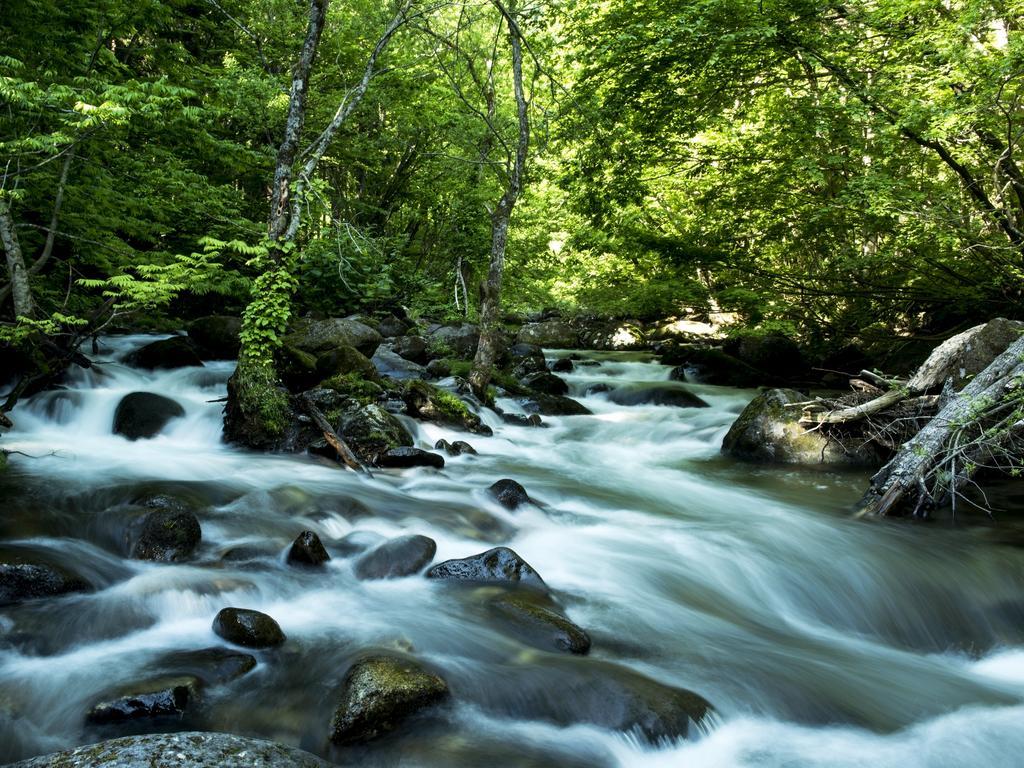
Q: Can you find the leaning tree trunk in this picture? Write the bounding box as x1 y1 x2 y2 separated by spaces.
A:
856 333 1024 518
0 198 35 319
468 0 528 402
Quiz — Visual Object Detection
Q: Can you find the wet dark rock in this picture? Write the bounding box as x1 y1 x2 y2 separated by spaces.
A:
277 345 320 392
129 509 201 562
340 404 414 465
9 732 334 768
188 316 242 359
426 547 547 591
509 343 548 377
377 313 410 339
355 535 437 580
519 393 591 416
287 531 331 567
488 479 531 510
329 655 449 745
371 348 426 380
113 392 185 440
286 317 383 357
435 439 477 456
521 371 569 396
85 675 202 725
722 387 884 466
212 608 286 649
376 446 445 469
585 383 611 395
517 321 578 348
155 647 257 684
125 336 204 370
428 323 479 358
551 358 574 373
607 385 709 409
0 548 90 606
392 335 429 364
489 591 591 655
316 345 380 382
501 412 545 427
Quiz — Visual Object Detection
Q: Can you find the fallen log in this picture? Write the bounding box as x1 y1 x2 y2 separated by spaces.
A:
855 333 1024 518
800 387 908 425
300 396 370 475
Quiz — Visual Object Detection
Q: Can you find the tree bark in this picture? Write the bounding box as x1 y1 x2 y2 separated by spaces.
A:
469 0 529 401
0 198 35 318
855 334 1024 518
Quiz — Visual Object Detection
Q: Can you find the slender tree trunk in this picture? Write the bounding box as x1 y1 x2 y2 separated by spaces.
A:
469 0 528 401
0 198 35 318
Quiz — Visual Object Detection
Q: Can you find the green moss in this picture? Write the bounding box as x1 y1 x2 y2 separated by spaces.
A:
233 358 290 439
321 372 383 404
431 388 472 420
446 359 473 377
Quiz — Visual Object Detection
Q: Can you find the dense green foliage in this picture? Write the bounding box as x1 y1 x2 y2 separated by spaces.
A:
2 0 1023 350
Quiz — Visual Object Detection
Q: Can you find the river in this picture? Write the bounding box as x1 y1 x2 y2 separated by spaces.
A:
2 334 1023 766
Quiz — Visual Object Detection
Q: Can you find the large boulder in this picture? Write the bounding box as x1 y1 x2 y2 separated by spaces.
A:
287 317 383 357
355 535 437 580
8 732 334 768
578 321 646 351
426 547 547 591
722 388 883 466
392 336 429 365
86 675 202 725
127 508 201 562
607 385 709 409
521 371 569 396
517 321 578 349
429 324 479 358
315 345 380 382
329 655 449 745
377 313 410 338
517 393 591 416
509 343 547 377
908 317 1024 392
371 348 426 381
339 404 414 465
212 608 286 649
488 592 591 655
125 337 204 370
0 548 90 606
188 316 241 359
113 392 185 440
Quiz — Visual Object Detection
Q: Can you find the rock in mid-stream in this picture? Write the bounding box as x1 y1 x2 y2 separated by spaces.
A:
487 479 531 510
8 732 334 767
153 647 257 684
287 530 331 567
212 608 286 648
330 655 449 745
488 591 591 655
128 508 201 562
85 675 202 725
355 535 437 580
0 548 90 606
426 547 547 591
112 392 186 440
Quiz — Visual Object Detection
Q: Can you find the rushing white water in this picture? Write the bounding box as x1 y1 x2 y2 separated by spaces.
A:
2 335 1024 766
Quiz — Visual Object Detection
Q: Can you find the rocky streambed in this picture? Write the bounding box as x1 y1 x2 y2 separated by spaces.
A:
2 336 1024 767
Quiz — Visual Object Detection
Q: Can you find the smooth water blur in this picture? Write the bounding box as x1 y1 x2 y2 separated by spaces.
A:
1 337 1023 766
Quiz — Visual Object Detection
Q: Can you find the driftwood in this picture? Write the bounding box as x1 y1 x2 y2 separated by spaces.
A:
300 396 369 475
856 333 1024 517
800 387 908 425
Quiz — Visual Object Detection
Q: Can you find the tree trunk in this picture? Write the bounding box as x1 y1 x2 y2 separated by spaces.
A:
0 198 35 318
855 334 1024 518
469 0 528 401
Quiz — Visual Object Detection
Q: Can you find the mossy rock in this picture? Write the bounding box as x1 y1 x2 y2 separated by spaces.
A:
316 345 380 382
223 364 293 449
277 345 320 392
488 591 591 655
285 317 383 357
339 403 414 464
188 316 242 359
320 372 384 405
403 379 490 434
329 655 449 745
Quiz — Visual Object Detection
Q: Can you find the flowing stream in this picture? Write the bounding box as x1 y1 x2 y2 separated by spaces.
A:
2 334 1024 766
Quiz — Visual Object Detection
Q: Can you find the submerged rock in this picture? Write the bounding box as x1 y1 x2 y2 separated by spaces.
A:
188 316 242 359
551 358 574 373
86 675 202 725
487 479 531 510
435 439 477 456
113 392 185 440
489 591 591 655
212 608 286 649
509 343 548 377
287 531 331 567
0 548 90 606
125 337 204 370
355 535 437 580
329 655 449 745
722 388 882 466
154 647 257 684
426 547 546 591
521 371 569 396
519 393 590 416
128 508 201 562
9 732 334 767
607 385 709 409
376 446 445 469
